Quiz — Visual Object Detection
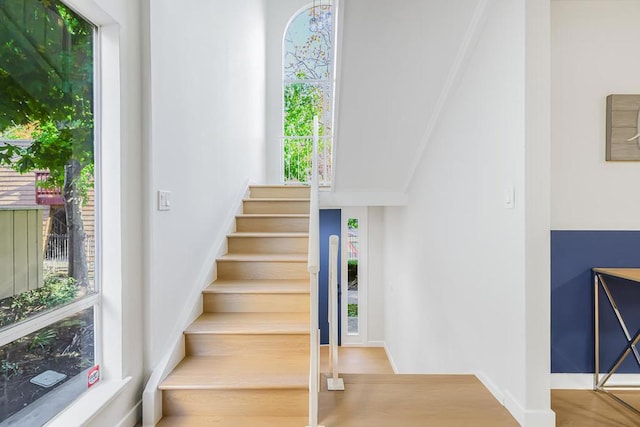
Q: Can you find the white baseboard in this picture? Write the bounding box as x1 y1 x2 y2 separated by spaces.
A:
366 340 385 348
117 400 141 427
503 390 556 427
382 342 399 374
551 373 640 389
475 371 504 405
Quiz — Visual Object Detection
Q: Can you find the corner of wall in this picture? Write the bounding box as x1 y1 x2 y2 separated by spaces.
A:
503 390 556 427
383 342 399 374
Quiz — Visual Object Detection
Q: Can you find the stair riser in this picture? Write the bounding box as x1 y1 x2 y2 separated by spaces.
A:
243 201 310 214
236 217 309 233
227 236 309 254
217 261 307 280
163 389 308 417
250 187 310 199
203 293 309 313
185 334 309 357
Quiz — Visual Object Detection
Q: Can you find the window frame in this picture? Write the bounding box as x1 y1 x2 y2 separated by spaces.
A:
0 0 129 422
281 1 338 186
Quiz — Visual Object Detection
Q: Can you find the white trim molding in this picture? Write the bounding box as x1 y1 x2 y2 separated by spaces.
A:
383 342 399 374
476 371 505 406
319 190 408 207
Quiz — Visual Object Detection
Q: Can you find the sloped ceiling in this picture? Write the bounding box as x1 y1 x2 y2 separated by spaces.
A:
332 0 484 200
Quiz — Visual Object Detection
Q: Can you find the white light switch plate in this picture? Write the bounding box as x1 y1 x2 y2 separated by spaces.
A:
158 190 171 211
504 186 515 209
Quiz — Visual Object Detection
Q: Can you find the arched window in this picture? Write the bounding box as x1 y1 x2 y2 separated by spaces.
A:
283 2 335 185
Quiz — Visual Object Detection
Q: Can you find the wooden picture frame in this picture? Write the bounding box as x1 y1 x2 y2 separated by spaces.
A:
606 94 640 161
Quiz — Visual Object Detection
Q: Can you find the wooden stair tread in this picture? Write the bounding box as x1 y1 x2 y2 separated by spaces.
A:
237 214 309 218
159 355 308 390
186 312 309 334
157 416 309 427
243 198 310 202
250 185 309 188
204 279 309 294
228 232 309 237
218 253 307 262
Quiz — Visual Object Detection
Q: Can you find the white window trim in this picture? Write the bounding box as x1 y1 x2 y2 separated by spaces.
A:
53 0 125 417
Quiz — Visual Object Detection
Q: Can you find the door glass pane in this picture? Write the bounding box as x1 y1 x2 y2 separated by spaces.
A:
347 218 358 334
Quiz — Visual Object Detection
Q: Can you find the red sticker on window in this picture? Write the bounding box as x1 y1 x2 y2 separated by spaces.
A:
88 365 100 388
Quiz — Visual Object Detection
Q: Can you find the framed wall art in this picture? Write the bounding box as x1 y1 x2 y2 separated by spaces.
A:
606 94 640 161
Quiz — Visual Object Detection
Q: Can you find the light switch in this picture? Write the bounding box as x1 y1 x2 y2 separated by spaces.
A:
158 190 171 211
504 186 515 209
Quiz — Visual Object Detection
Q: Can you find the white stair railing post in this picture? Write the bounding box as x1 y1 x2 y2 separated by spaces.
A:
327 235 344 391
307 116 324 427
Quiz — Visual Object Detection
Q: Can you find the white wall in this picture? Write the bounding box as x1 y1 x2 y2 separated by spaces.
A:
551 0 640 230
382 0 553 425
367 206 385 345
333 0 479 194
146 0 266 370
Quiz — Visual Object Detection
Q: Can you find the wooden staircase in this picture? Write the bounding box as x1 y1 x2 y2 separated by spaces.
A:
157 185 311 427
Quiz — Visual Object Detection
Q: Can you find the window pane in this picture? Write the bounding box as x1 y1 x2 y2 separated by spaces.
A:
284 82 333 137
347 218 358 335
284 4 333 80
0 0 96 328
0 307 95 424
283 137 332 185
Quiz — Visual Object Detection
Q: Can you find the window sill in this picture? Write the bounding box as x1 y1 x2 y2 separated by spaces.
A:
45 377 132 427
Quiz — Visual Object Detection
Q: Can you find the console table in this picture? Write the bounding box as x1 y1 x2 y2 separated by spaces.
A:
593 268 640 414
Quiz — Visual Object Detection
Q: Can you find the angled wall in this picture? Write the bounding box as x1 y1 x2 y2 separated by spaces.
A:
333 0 479 195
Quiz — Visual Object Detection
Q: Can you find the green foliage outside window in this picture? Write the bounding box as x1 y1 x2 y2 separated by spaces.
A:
0 0 94 286
283 79 325 182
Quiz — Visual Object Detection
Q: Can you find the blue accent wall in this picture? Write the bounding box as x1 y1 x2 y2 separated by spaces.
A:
319 209 341 345
551 231 640 373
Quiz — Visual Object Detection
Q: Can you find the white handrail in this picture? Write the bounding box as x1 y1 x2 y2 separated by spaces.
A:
327 235 344 391
307 116 323 427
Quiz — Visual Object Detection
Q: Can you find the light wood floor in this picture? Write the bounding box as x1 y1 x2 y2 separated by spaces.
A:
322 348 640 426
320 346 394 375
553 389 640 426
317 347 517 426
